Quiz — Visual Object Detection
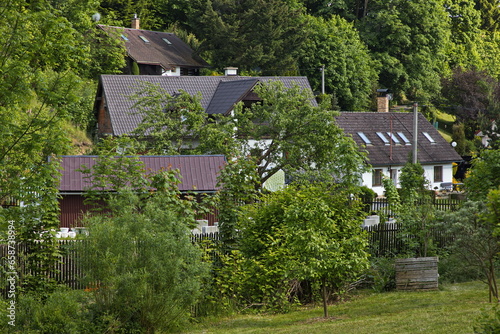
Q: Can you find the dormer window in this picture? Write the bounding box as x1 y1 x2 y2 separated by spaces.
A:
376 132 390 145
357 132 372 145
139 35 149 43
423 132 436 144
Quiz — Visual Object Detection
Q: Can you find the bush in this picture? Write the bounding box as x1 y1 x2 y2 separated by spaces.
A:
475 305 500 334
0 288 97 334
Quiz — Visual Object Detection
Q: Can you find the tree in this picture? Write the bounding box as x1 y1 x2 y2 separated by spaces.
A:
189 0 308 75
231 184 369 316
131 80 368 188
356 0 451 103
440 67 500 139
298 15 379 111
465 149 500 201
475 0 500 32
440 199 500 302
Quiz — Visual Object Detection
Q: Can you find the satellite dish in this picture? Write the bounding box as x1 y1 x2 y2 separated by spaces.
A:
92 13 101 22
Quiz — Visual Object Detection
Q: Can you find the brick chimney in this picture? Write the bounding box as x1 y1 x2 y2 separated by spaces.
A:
376 89 391 112
131 14 140 29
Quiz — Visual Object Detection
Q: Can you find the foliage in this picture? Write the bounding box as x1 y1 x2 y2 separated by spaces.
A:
440 67 500 140
383 161 438 258
367 257 396 292
79 172 209 333
189 0 307 75
465 149 500 201
6 289 97 334
216 157 259 251
356 0 451 103
224 184 370 316
234 81 368 186
440 200 500 302
298 15 378 111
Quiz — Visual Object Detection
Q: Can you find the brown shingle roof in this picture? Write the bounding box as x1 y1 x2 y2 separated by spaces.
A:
335 112 462 166
98 75 315 136
98 25 209 70
58 155 226 192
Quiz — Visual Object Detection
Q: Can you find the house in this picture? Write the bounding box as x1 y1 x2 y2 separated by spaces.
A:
93 73 316 138
97 16 209 76
335 112 463 196
57 155 226 228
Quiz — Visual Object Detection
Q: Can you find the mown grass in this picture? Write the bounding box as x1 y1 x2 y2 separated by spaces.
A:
186 281 492 334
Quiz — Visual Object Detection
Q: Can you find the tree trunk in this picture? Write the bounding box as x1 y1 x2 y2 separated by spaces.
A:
322 276 328 318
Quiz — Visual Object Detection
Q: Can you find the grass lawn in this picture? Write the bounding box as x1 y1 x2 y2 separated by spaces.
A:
186 281 493 334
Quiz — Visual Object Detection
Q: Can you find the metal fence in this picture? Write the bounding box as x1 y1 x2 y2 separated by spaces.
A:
0 223 457 296
364 197 463 216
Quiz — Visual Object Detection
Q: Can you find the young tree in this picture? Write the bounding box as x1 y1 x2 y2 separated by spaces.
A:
465 149 500 201
232 184 369 316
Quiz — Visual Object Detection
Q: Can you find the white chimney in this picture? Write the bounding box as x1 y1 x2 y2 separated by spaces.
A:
131 14 140 29
224 67 238 76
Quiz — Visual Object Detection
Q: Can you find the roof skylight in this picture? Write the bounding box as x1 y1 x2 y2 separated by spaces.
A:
121 34 129 41
139 35 150 43
386 132 400 144
397 132 411 145
358 132 372 145
376 132 390 145
422 132 436 143
162 38 172 45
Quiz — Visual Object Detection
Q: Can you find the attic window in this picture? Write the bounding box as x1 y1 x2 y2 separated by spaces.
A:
162 38 172 45
139 35 149 43
423 132 436 144
376 132 390 145
121 34 129 41
357 132 372 145
386 132 400 144
397 132 411 145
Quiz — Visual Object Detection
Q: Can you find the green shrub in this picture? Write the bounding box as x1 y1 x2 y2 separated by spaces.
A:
475 305 500 334
367 257 396 292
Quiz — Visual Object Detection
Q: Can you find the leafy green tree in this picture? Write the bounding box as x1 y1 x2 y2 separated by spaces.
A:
230 184 369 316
298 15 378 111
475 0 500 32
440 199 500 302
189 0 307 75
356 0 451 102
465 149 500 201
131 81 368 187
80 169 209 333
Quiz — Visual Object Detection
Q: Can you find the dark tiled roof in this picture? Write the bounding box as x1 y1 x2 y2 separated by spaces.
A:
58 155 226 192
335 112 462 166
205 79 258 115
99 75 315 136
98 25 209 70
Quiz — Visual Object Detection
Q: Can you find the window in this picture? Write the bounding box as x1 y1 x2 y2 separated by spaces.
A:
139 35 150 43
357 132 372 145
434 166 443 182
162 38 172 45
386 132 400 144
372 169 383 186
397 132 411 145
376 132 390 145
423 132 436 143
390 168 398 185
121 34 129 41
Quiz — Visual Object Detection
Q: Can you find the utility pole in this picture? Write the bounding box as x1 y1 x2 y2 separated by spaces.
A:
320 65 325 95
413 102 418 164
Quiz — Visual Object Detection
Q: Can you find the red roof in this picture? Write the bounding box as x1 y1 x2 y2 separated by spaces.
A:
58 155 226 193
